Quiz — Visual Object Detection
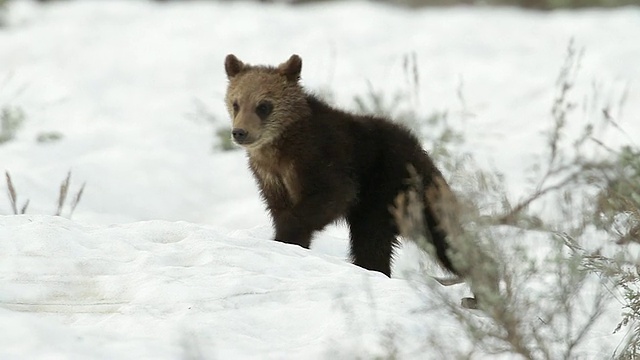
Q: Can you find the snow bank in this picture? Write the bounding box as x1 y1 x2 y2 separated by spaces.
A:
0 215 458 359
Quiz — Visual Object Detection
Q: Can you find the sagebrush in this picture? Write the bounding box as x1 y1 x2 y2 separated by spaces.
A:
369 43 637 358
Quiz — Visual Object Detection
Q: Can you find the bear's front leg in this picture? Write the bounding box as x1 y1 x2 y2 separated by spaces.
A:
273 210 314 249
271 187 354 249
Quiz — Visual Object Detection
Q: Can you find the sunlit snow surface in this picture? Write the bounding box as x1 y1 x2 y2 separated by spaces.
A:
0 0 639 358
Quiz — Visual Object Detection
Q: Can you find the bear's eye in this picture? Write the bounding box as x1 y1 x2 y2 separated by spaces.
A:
232 101 239 114
255 101 273 120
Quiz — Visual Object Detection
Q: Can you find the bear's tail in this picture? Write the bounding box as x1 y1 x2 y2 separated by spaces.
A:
393 166 500 310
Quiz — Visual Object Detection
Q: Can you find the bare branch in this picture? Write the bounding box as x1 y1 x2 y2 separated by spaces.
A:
495 170 581 227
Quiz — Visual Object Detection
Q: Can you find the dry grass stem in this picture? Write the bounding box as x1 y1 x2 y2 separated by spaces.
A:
68 182 85 218
5 170 17 214
55 171 71 216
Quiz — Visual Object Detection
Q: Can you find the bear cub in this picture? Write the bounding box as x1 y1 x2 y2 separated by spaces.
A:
224 54 461 278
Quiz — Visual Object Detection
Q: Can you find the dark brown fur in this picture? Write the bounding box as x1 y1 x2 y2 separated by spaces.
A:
224 54 459 277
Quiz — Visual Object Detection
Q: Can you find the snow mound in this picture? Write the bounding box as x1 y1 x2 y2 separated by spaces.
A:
0 216 453 359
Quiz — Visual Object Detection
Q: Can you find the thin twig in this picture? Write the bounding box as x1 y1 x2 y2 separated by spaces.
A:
5 170 17 214
496 171 582 226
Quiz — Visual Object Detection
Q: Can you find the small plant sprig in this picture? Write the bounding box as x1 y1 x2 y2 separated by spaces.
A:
5 171 29 214
0 0 7 28
187 98 238 152
55 171 86 218
4 170 85 218
0 105 26 145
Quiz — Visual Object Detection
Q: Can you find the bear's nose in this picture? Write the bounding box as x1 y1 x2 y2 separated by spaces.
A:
232 128 248 143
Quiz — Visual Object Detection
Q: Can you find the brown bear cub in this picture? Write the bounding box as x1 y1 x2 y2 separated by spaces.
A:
224 54 461 278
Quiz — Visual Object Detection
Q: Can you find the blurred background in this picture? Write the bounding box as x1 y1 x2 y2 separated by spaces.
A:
0 0 638 226
7 0 640 9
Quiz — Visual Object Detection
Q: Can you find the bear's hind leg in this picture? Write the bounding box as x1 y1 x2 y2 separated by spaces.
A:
347 208 397 277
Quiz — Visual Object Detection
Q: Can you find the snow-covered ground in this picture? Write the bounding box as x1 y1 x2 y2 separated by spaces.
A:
0 0 639 358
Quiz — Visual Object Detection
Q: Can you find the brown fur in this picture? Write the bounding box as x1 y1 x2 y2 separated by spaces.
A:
224 54 461 277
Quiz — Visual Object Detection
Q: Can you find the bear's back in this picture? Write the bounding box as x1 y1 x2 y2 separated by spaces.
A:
303 95 434 193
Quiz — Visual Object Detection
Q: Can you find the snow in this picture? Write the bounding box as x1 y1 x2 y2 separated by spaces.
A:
0 215 455 359
0 0 639 358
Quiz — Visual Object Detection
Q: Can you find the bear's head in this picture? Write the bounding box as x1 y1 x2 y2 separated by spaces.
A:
224 54 309 149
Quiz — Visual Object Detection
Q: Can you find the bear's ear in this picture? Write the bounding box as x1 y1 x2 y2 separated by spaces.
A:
277 54 302 82
225 54 245 79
